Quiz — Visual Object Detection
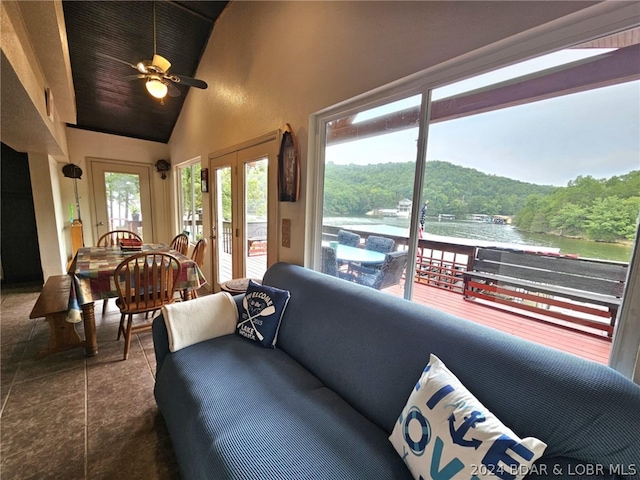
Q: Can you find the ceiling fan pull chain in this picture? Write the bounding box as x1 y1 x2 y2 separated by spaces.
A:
153 1 157 56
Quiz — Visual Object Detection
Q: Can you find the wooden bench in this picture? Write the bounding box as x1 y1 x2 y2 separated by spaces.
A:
463 248 628 337
247 227 267 256
29 274 84 357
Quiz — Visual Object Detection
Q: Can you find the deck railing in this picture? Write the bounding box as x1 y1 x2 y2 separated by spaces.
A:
414 241 474 294
324 225 629 336
322 225 474 294
222 221 268 254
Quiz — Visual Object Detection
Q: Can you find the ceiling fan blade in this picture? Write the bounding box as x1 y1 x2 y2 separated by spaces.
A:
96 52 137 69
124 74 147 81
167 82 181 98
169 74 208 89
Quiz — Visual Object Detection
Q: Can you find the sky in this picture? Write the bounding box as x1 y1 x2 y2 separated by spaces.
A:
325 49 640 187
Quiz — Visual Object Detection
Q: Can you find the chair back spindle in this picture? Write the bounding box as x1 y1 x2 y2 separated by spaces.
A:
191 238 208 268
97 230 142 247
170 233 190 255
185 238 208 299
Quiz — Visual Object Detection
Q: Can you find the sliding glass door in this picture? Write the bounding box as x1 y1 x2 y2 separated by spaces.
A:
312 26 640 366
318 93 427 298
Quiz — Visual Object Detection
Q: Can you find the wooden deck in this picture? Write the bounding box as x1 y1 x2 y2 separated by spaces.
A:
386 280 612 364
217 252 268 285
216 251 612 365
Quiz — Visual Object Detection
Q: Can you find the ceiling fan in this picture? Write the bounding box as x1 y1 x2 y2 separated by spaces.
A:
97 2 208 102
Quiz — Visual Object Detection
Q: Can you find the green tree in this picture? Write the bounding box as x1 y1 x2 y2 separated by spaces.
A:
549 203 588 237
586 196 640 242
105 172 140 223
246 160 267 219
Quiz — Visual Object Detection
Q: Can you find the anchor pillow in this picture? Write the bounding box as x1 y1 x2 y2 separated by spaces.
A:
389 354 546 480
236 280 290 348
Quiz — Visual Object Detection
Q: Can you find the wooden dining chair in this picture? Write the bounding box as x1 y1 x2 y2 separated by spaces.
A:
97 230 142 246
114 252 182 360
169 233 189 255
97 230 143 315
186 238 208 299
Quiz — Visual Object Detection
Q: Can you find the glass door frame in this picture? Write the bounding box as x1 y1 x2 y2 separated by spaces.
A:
87 158 154 244
210 157 236 284
174 157 203 243
208 132 279 289
308 86 432 300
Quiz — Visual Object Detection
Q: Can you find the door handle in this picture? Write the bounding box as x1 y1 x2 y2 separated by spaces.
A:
96 221 104 226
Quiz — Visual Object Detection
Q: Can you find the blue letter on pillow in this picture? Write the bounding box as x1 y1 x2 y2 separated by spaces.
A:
482 434 535 480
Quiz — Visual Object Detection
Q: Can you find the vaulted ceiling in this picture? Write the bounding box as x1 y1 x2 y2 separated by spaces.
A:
62 1 228 144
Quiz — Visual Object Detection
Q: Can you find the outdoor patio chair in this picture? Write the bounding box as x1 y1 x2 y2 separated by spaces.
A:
354 250 408 290
337 229 361 247
364 235 395 254
351 235 397 275
321 246 354 281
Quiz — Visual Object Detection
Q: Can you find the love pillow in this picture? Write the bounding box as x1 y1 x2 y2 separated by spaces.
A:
236 280 290 348
389 354 546 480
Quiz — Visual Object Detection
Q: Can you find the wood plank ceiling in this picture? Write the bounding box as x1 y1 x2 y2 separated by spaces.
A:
62 1 228 144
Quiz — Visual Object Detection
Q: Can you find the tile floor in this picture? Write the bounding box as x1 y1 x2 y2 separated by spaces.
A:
1 286 182 479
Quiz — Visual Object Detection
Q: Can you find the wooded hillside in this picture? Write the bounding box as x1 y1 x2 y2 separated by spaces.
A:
324 160 640 243
515 171 640 242
324 160 555 217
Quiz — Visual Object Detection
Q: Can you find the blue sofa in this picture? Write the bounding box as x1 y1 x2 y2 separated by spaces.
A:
153 262 640 480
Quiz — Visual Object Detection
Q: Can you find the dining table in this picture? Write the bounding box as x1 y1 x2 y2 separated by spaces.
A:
67 243 207 356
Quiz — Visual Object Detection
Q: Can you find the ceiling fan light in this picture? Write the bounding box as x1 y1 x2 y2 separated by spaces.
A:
152 54 171 73
146 78 168 99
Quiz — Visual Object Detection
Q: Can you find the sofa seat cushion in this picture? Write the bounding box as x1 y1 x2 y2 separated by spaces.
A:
154 334 412 480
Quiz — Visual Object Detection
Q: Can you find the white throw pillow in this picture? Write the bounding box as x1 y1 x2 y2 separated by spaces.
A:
389 354 546 480
162 292 238 352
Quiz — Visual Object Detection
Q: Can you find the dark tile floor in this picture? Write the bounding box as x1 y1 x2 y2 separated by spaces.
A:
1 286 181 479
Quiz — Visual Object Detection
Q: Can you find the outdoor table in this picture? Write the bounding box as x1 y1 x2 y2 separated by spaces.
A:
67 243 207 356
333 244 386 266
220 277 262 294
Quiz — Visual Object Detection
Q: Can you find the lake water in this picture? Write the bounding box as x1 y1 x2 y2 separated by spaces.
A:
324 216 634 262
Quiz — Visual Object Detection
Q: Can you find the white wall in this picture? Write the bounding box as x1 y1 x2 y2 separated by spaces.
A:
64 128 171 253
28 152 67 279
1 0 71 157
169 0 597 265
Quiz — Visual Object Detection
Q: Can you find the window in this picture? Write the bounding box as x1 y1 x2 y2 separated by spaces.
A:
320 94 424 295
311 20 640 371
178 162 203 241
104 172 142 237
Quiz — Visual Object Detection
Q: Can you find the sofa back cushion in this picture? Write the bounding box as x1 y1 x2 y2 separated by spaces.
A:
263 262 640 472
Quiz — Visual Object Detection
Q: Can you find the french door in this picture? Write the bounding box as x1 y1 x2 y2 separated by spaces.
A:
210 142 272 287
90 161 154 243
